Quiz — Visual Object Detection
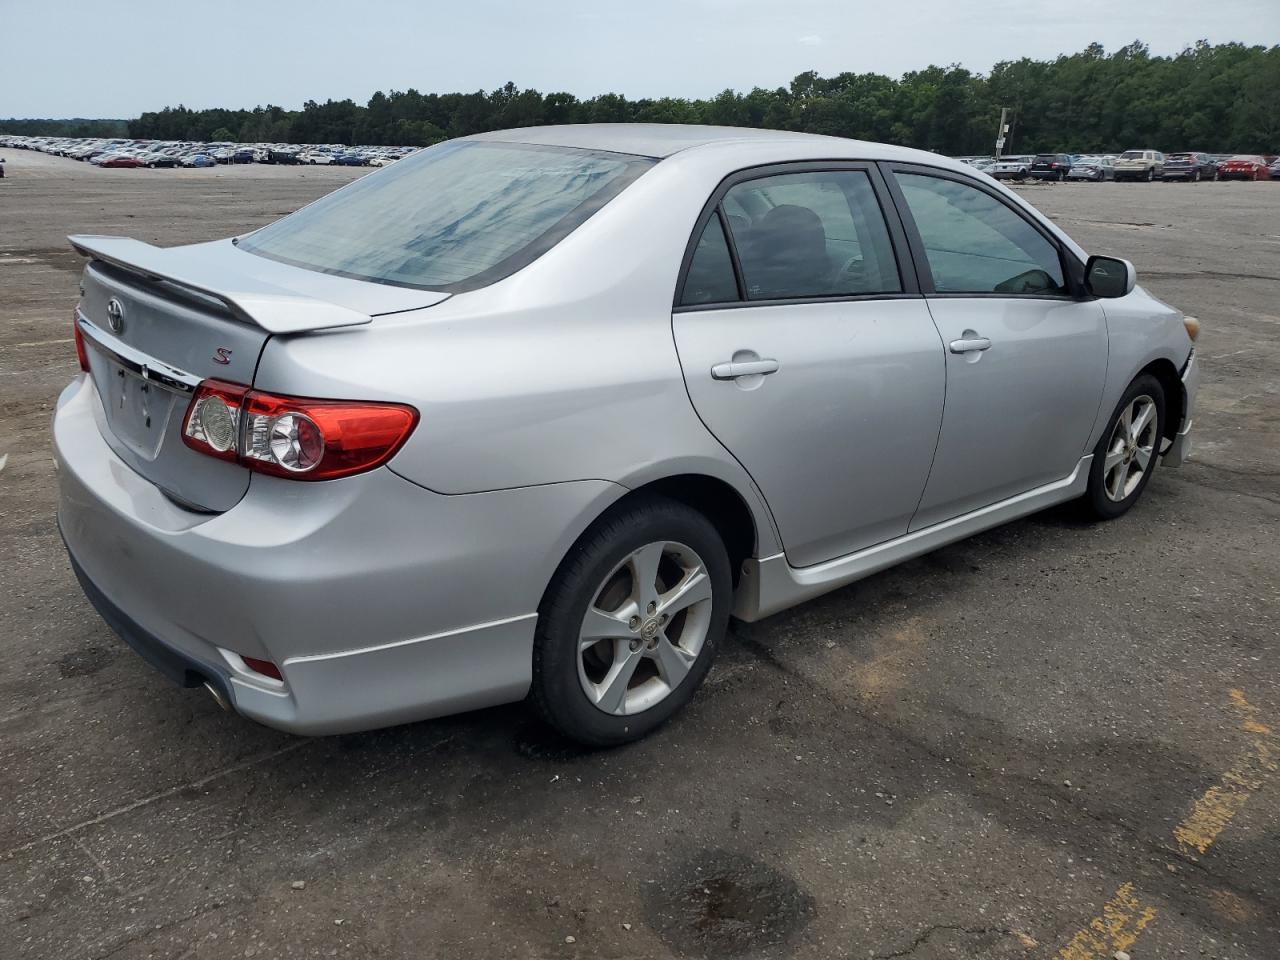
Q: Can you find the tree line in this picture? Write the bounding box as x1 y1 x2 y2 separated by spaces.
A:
1 118 128 138
9 41 1279 154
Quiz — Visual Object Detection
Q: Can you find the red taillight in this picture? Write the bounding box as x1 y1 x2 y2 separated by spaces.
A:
182 381 418 481
74 314 90 371
241 656 283 681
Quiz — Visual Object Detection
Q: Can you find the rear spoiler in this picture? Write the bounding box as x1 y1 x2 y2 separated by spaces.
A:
68 235 371 334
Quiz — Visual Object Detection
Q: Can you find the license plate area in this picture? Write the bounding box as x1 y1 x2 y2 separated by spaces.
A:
102 361 181 459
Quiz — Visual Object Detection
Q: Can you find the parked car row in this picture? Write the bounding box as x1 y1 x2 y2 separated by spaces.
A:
960 150 1277 183
0 135 419 169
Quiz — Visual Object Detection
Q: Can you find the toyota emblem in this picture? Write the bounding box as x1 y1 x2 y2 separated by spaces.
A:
106 298 126 334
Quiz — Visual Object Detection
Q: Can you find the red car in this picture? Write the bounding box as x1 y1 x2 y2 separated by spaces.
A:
99 154 142 168
1217 155 1272 181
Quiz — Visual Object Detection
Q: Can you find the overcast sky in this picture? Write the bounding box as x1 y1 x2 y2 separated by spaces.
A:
5 0 1278 118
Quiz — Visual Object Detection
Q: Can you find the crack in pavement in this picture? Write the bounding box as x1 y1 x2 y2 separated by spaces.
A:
871 923 1021 958
1 740 311 861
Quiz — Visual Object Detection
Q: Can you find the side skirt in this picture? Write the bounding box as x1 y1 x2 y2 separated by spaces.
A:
733 456 1093 621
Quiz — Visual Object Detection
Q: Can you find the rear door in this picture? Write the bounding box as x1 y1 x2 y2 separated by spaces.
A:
882 165 1108 530
671 163 945 567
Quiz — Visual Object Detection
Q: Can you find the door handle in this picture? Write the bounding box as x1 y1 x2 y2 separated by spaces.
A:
711 359 780 380
949 337 992 354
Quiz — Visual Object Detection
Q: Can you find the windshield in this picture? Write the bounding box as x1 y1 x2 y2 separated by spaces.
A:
239 140 654 292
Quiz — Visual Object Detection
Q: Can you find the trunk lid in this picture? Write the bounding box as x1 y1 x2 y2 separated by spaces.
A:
72 236 447 512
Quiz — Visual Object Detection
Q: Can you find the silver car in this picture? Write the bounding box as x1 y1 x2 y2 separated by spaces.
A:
55 124 1200 744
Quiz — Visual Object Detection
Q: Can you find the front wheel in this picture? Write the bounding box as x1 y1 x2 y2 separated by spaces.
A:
1082 375 1166 520
531 497 732 745
1146 169 1154 182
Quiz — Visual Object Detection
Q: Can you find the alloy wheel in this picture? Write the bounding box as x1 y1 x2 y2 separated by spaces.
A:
577 541 714 716
1103 395 1158 502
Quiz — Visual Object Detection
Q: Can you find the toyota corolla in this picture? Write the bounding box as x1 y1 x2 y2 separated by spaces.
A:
54 124 1200 744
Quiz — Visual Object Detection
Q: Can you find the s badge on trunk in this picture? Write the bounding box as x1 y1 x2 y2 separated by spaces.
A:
106 298 125 334
213 347 233 365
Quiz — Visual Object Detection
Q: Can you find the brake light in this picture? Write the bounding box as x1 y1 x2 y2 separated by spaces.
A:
74 314 90 371
182 381 418 480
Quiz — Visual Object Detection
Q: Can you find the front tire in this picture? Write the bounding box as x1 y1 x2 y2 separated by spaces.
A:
1083 374 1166 520
531 496 732 746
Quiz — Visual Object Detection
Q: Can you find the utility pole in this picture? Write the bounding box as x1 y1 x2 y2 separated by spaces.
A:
995 107 1009 160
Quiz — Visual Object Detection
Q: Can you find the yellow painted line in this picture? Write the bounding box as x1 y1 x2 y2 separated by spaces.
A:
1056 882 1158 960
1055 689 1276 958
1173 689 1277 855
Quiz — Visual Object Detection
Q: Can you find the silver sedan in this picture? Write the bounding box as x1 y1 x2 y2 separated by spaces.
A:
54 124 1200 744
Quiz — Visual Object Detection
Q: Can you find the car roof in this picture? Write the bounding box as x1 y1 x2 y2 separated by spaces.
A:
463 123 943 165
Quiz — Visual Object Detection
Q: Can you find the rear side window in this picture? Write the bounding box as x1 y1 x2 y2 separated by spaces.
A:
239 140 653 292
681 216 740 306
893 173 1067 296
720 170 901 300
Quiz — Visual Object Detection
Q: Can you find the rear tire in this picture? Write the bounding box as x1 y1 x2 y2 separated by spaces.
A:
531 496 732 746
1082 374 1166 520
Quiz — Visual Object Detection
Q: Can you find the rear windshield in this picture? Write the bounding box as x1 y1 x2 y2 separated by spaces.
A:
1034 155 1058 162
1120 151 1145 160
239 140 654 292
1167 153 1192 161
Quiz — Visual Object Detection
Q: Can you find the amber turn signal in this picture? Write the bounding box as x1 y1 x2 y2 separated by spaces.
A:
1184 316 1201 341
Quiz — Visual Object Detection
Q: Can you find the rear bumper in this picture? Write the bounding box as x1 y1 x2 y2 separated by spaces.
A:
1163 351 1200 468
63 532 234 704
54 374 623 734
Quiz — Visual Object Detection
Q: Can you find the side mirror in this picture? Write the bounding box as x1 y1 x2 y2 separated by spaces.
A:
1085 255 1136 298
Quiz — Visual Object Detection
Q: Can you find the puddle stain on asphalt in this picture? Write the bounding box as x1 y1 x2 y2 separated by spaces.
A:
56 645 115 678
1054 688 1277 959
642 849 814 957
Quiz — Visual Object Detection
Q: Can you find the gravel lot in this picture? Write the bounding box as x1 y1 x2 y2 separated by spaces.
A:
1 148 1277 960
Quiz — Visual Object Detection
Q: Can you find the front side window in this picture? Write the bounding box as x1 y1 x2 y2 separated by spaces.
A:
239 140 653 292
893 173 1067 295
721 170 901 300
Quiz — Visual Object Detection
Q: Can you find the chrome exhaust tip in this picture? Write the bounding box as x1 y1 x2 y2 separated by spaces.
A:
203 681 231 713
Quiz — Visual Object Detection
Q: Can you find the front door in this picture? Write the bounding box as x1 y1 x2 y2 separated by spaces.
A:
885 168 1108 530
671 165 946 567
